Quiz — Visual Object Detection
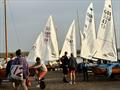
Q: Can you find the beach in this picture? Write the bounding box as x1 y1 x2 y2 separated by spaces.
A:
0 70 120 90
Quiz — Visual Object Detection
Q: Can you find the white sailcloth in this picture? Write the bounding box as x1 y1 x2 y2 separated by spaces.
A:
27 32 43 64
49 16 59 59
42 15 59 64
93 0 117 61
80 30 83 50
60 20 76 58
80 2 97 60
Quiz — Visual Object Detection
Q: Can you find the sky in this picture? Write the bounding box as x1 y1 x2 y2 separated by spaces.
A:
0 0 120 52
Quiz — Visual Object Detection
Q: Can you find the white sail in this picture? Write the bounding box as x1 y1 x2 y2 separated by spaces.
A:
60 20 76 58
42 15 59 64
80 2 97 60
49 16 59 59
93 0 117 61
80 30 83 50
27 32 43 64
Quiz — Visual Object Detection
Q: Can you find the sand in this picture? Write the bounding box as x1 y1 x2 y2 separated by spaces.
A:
0 70 120 90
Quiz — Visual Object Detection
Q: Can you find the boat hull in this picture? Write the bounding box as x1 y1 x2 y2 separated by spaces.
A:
91 66 120 77
0 68 6 78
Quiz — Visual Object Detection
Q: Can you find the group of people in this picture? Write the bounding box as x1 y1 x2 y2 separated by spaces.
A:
60 52 91 83
6 49 47 90
5 49 89 89
60 51 77 84
6 50 78 89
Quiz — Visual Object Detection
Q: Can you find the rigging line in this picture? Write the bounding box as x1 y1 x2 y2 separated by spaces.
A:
0 0 4 52
112 0 118 59
0 22 5 53
8 1 21 48
116 0 120 49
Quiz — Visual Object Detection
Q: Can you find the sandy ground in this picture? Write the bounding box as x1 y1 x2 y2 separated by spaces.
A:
0 70 120 90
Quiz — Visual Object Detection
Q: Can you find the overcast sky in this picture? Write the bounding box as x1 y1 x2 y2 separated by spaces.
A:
0 0 120 52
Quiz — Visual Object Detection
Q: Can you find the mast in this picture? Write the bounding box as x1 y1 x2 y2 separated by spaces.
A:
77 9 80 34
4 0 8 63
76 9 81 55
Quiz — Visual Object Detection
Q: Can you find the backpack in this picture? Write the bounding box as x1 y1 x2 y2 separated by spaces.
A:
69 57 77 68
8 58 23 81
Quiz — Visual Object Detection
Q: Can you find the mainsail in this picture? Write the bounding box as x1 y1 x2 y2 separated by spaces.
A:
80 2 97 60
93 0 117 61
60 20 76 58
27 32 43 64
42 15 59 64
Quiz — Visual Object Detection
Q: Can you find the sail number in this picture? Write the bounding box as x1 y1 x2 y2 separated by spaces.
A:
44 26 50 42
87 13 93 23
101 9 111 29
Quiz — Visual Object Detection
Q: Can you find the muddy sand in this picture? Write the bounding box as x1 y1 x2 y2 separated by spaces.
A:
0 70 120 90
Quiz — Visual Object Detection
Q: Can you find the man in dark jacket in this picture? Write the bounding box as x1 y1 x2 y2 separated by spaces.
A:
61 51 69 83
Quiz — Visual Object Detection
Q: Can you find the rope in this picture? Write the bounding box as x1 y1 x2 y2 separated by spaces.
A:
8 1 21 48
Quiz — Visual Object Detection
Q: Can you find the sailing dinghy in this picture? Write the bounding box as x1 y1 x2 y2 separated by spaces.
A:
80 2 97 61
27 32 43 65
41 15 59 67
28 15 59 71
93 0 117 62
60 20 76 58
92 0 120 77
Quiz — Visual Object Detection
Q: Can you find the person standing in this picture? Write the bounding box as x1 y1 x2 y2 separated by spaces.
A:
6 53 15 88
68 53 77 84
82 59 89 81
60 51 69 83
12 49 29 90
6 53 14 77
